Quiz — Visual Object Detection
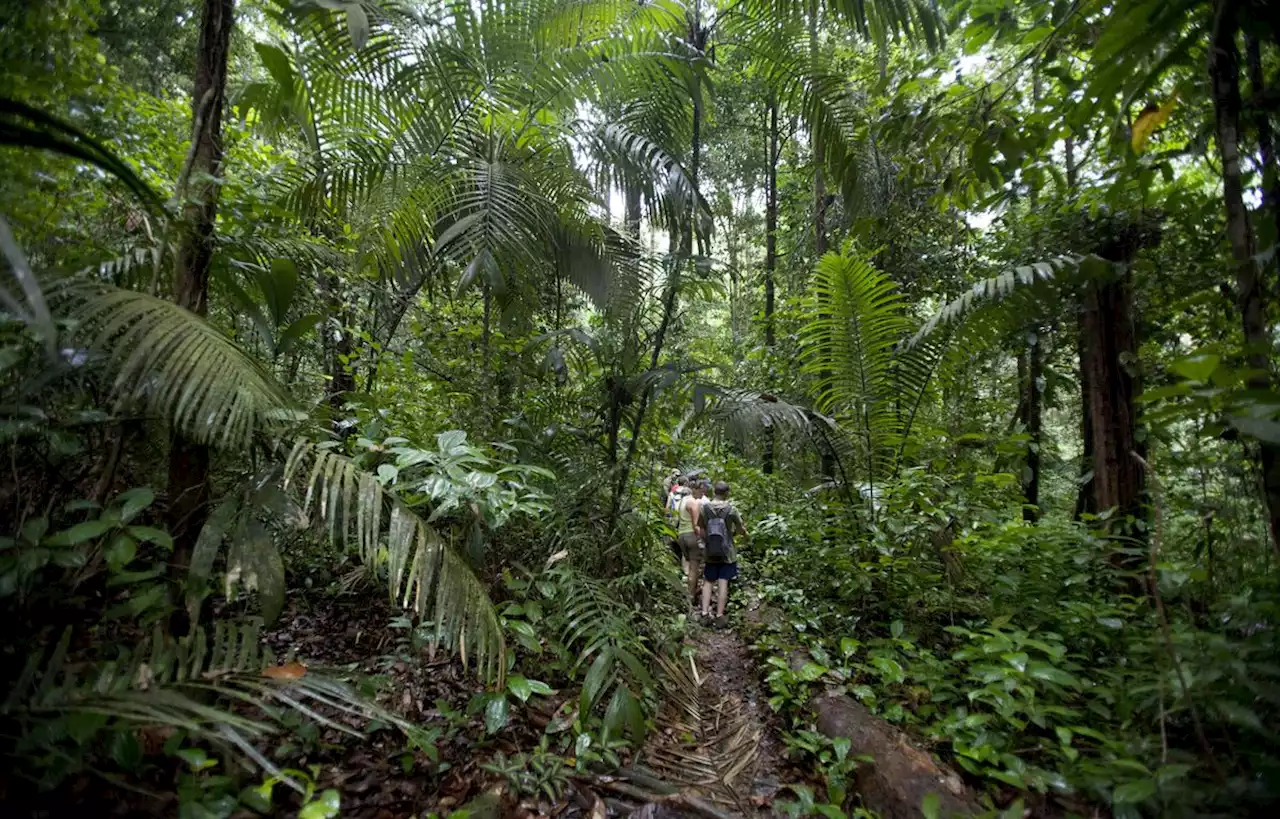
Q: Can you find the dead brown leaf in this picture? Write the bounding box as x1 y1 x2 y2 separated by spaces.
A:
262 661 307 680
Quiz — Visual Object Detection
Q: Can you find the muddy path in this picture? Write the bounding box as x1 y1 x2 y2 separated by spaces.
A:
611 621 797 818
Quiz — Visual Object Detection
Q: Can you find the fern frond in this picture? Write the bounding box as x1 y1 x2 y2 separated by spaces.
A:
675 385 818 445
6 620 413 792
800 252 914 483
906 255 1081 350
282 442 505 682
57 284 296 450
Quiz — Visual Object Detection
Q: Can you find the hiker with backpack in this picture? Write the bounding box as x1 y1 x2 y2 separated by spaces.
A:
700 481 747 627
676 479 709 606
665 475 689 564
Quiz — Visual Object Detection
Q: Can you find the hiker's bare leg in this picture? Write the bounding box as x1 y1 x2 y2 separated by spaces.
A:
715 579 729 618
700 579 713 616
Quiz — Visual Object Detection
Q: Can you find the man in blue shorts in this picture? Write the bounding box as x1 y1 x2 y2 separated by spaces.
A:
699 481 747 628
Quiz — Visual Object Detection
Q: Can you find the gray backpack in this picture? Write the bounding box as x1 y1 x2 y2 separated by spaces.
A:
704 504 733 563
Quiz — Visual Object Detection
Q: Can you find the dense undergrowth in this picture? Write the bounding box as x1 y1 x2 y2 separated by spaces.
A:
733 464 1280 818
6 0 1280 817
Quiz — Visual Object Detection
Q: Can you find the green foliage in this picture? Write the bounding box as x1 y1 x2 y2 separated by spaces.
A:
282 439 508 682
3 618 413 794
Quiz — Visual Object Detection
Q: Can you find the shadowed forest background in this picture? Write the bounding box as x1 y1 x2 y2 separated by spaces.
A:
2 0 1280 817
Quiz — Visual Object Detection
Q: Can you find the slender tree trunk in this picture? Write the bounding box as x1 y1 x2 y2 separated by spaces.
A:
167 0 234 606
1022 329 1043 522
810 2 835 482
1065 135 1096 520
763 96 779 475
1081 269 1145 553
765 98 779 350
1246 34 1280 247
625 182 642 246
1211 0 1280 558
325 273 355 434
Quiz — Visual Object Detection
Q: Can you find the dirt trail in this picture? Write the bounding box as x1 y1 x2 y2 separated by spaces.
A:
629 622 791 817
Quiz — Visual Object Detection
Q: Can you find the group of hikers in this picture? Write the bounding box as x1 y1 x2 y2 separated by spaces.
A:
663 471 749 628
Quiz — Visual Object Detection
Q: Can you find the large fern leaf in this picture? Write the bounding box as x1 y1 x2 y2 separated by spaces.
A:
801 252 909 482
282 442 505 682
5 620 414 792
56 284 295 450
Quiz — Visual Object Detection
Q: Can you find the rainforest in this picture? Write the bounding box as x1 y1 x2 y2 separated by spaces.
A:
1 1 1279 817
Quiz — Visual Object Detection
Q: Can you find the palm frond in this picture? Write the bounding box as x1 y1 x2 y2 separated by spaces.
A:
905 255 1086 351
5 620 415 792
801 251 911 482
281 441 505 682
674 385 821 445
0 97 166 213
56 284 296 449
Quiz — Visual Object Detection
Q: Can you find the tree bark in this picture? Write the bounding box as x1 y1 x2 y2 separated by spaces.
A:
166 0 234 606
810 1 835 482
763 96 779 475
1211 0 1280 558
1065 136 1096 520
1246 34 1279 250
325 273 355 436
1022 328 1043 522
1081 271 1145 552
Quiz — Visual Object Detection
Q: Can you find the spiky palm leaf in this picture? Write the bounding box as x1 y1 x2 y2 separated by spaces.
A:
243 0 703 322
0 98 166 213
674 385 826 445
906 255 1082 349
281 442 505 682
801 252 911 483
722 0 944 209
5 620 415 792
55 284 295 449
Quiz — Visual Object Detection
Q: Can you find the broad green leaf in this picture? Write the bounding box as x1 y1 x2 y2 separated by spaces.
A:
254 42 295 91
346 3 369 50
116 487 155 523
796 662 828 682
299 789 341 819
189 497 240 588
105 533 137 572
127 526 173 551
1112 778 1157 804
580 650 614 715
484 695 509 734
46 519 111 546
507 675 533 702
921 792 941 819
1170 354 1220 383
437 430 467 452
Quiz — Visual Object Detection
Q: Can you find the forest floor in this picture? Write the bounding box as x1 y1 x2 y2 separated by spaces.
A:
270 587 805 819
628 620 795 816
15 586 806 819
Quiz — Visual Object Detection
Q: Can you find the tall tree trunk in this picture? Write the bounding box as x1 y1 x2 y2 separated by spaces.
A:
763 96 779 475
765 97 779 350
1022 329 1043 522
1246 34 1280 249
167 0 234 608
1211 0 1280 558
1065 135 1096 520
325 273 355 436
810 2 835 482
1081 268 1145 555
